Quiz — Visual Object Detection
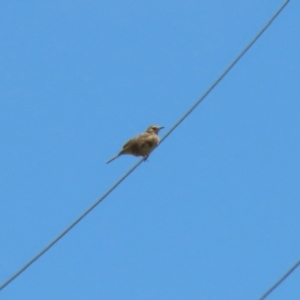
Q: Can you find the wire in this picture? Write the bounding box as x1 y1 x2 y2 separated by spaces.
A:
160 0 290 145
0 159 144 291
258 258 300 300
0 0 290 292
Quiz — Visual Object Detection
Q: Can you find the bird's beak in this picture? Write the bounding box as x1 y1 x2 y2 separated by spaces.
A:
159 126 164 130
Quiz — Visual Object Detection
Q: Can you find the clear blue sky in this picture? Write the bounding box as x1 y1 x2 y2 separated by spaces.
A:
1 1 299 299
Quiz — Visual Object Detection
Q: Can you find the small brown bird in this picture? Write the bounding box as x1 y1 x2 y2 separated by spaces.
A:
106 125 164 164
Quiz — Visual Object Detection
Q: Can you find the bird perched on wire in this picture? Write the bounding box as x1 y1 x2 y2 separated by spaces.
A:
106 125 164 164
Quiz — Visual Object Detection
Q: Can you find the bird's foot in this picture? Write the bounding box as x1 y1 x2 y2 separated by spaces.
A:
143 155 149 162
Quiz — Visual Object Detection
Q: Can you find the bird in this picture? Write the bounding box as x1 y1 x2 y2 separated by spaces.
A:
106 125 164 164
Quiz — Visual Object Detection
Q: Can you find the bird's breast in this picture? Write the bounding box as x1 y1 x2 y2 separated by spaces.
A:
138 135 159 155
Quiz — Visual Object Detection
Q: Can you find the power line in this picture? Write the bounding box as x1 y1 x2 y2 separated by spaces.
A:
159 0 290 146
258 258 300 300
0 0 290 292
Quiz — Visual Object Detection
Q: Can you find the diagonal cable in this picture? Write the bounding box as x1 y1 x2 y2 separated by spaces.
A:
160 0 290 145
0 0 290 292
258 258 300 300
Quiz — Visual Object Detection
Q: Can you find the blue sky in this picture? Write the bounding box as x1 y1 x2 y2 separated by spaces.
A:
1 1 299 299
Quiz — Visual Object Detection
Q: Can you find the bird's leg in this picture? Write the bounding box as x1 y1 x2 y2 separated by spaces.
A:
143 155 149 162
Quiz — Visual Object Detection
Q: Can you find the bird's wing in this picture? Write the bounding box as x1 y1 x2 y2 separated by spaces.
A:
122 132 147 149
135 133 151 145
122 137 137 149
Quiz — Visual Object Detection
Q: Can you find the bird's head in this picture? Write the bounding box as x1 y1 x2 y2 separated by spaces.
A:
146 125 164 134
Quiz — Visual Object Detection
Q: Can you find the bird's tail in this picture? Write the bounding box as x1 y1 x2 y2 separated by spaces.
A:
106 154 120 164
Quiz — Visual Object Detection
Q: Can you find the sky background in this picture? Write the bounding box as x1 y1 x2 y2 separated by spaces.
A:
0 1 299 299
